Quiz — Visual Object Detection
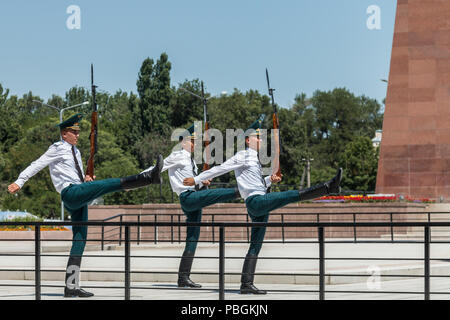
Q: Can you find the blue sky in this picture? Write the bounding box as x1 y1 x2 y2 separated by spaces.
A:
0 0 396 109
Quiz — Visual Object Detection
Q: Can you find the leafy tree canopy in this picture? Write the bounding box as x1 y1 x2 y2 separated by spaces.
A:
0 54 384 218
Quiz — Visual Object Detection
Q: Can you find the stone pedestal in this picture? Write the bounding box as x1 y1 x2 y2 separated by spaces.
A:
376 0 450 200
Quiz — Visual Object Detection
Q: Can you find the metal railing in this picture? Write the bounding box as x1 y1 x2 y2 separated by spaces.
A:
2 219 450 300
98 210 445 249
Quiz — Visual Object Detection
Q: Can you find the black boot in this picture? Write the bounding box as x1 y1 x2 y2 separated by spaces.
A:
240 254 266 295
325 167 343 194
298 168 343 201
64 256 94 298
120 154 163 190
177 251 202 288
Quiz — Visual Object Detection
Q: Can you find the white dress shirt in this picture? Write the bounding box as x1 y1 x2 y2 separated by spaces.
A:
143 149 203 196
193 148 271 200
14 140 84 194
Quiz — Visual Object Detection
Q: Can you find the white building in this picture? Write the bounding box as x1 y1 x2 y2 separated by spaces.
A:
372 130 382 148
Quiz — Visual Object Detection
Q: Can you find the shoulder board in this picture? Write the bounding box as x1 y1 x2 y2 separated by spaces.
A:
51 141 70 151
237 149 248 155
235 149 248 160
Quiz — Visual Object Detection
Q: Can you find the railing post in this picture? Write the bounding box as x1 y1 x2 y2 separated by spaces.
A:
101 225 105 251
219 226 225 300
119 215 123 246
318 226 325 300
125 226 131 300
353 213 357 243
424 226 430 300
35 224 41 301
281 214 285 243
212 215 215 244
137 215 141 246
171 215 174 244
178 215 181 244
390 213 394 242
154 215 158 244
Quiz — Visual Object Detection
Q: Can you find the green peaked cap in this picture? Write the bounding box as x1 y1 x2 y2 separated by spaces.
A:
56 113 83 130
246 114 265 136
179 124 197 140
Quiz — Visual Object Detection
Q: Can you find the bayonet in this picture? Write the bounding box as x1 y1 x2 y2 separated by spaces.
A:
86 64 98 178
266 68 281 177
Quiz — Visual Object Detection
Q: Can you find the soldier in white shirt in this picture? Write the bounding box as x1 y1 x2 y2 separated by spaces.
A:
7 113 163 298
146 124 239 288
184 116 342 294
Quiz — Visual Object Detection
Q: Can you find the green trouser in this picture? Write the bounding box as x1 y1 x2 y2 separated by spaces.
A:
61 178 123 257
179 188 238 253
245 190 300 255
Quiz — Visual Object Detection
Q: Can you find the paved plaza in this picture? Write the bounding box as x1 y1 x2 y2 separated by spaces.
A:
1 238 450 300
1 278 450 300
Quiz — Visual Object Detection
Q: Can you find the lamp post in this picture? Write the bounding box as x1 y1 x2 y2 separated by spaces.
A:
33 100 89 221
33 100 89 139
302 157 314 188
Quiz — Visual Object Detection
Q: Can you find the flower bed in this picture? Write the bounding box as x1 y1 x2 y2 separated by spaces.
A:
0 226 69 231
314 194 435 203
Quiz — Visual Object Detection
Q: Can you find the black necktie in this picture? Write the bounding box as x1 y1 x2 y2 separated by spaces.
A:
71 146 84 183
191 157 200 191
257 153 269 192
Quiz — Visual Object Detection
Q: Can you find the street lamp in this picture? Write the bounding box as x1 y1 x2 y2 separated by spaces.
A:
33 100 89 221
301 157 314 188
33 100 89 139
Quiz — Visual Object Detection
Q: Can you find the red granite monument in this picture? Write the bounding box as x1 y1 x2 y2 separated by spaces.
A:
376 0 450 200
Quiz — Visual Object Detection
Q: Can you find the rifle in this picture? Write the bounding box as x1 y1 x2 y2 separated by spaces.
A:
201 81 210 171
266 68 282 177
85 64 98 179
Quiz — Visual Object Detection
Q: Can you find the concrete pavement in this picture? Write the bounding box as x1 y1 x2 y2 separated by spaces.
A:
1 239 450 300
1 278 450 300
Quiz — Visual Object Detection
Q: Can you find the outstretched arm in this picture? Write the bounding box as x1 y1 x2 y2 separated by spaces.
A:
184 153 245 186
9 144 62 193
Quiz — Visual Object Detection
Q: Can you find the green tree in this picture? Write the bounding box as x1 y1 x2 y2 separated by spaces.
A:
0 56 386 210
136 53 173 136
65 86 90 109
208 89 272 134
1 120 61 217
0 85 21 154
307 88 383 169
125 92 143 153
340 136 379 191
202 89 272 184
170 79 204 128
97 90 137 153
275 107 306 185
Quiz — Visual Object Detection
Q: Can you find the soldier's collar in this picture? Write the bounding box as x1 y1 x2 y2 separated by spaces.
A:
181 149 191 157
247 147 258 155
